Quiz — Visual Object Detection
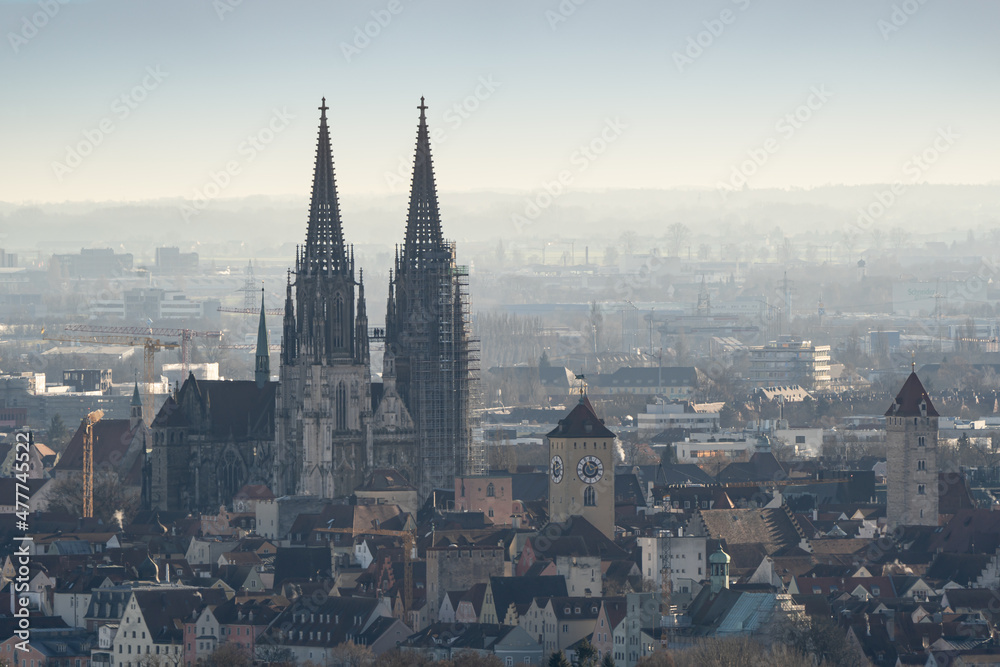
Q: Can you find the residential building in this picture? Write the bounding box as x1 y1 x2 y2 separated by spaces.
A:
749 337 831 388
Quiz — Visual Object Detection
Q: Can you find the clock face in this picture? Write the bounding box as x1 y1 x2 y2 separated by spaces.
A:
550 455 564 484
577 455 604 484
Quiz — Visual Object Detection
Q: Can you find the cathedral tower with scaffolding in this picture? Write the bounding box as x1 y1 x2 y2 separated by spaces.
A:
376 98 482 499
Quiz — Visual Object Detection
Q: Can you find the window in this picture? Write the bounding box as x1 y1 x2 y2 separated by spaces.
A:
487 483 495 497
584 487 596 506
489 508 494 518
336 382 347 431
918 436 926 447
917 460 926 471
918 485 925 495
795 435 806 444
506 659 513 667
563 624 569 633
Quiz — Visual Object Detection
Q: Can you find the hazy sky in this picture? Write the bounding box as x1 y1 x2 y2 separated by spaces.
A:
2 0 998 204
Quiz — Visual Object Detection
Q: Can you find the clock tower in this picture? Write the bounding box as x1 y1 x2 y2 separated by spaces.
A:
547 395 616 540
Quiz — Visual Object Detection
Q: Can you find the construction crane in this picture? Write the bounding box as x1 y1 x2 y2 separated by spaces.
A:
218 306 283 316
220 344 281 351
318 525 417 612
81 409 103 518
63 325 222 377
44 332 179 426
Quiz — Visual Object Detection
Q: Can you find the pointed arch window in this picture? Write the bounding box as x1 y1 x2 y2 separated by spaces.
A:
486 483 495 497
584 487 596 507
333 296 344 348
336 382 347 431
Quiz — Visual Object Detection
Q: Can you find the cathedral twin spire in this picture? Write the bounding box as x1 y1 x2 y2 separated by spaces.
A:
401 97 445 272
301 97 349 277
283 96 442 367
301 95 444 279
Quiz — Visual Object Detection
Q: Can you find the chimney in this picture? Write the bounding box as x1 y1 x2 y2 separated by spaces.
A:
812 508 818 521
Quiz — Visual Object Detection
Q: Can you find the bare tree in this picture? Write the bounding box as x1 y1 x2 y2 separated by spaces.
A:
667 223 691 257
45 469 141 526
205 643 253 667
327 641 374 667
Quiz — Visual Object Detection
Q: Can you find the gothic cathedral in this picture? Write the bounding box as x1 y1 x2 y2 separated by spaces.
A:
274 98 478 501
274 99 372 498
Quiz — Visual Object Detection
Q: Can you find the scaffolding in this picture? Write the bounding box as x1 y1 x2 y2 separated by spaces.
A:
384 98 483 497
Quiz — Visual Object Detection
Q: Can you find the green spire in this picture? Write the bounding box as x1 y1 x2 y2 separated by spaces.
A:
255 288 270 387
130 380 142 407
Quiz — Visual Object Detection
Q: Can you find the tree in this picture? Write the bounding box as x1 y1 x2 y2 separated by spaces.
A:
45 469 141 526
636 653 675 666
575 638 598 667
549 651 572 667
446 653 503 667
784 616 866 667
327 641 374 667
255 645 295 666
600 653 616 667
719 403 741 429
205 643 253 667
604 246 620 266
539 350 551 370
48 414 67 451
372 650 435 667
667 223 691 257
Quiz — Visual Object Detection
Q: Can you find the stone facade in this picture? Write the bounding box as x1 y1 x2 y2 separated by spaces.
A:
886 371 939 529
150 375 275 514
425 545 504 623
547 397 616 540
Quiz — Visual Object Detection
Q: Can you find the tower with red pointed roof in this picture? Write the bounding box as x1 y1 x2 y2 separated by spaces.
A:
546 393 616 540
885 366 939 529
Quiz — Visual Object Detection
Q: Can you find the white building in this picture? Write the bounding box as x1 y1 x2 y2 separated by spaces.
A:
674 433 759 463
749 337 831 389
638 532 707 601
637 401 719 436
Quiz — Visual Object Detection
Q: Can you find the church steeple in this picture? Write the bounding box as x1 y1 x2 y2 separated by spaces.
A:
400 97 444 272
255 288 270 387
301 97 349 277
282 270 297 365
355 269 369 366
130 380 142 429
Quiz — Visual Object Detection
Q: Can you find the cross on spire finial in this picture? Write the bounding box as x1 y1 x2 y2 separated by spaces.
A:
912 351 916 373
